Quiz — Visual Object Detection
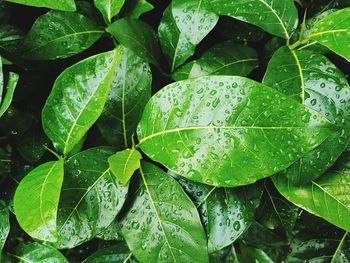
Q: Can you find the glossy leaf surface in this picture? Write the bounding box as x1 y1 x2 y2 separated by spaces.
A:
263 46 350 184
172 41 258 81
14 159 64 242
97 45 152 146
309 8 350 61
5 0 76 11
42 49 121 155
0 25 24 56
0 201 9 253
13 243 68 263
0 72 19 118
56 147 129 249
108 148 142 184
207 0 299 39
172 0 219 45
137 76 335 187
83 244 135 263
124 0 154 19
107 18 161 66
120 162 209 263
23 11 104 60
94 0 125 23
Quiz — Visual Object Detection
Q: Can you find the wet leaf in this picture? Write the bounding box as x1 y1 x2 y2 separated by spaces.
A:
94 0 125 23
137 76 335 187
0 201 9 254
5 0 76 11
0 25 24 56
13 243 68 263
82 243 136 263
0 72 19 118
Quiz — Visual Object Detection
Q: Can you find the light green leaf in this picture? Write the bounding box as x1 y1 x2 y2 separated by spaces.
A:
107 18 161 66
82 244 135 263
0 72 19 118
14 159 64 243
108 148 142 184
158 5 195 72
120 162 209 263
42 49 121 155
263 46 350 184
4 0 76 11
172 0 219 45
206 0 298 39
309 8 350 61
94 0 125 23
273 167 350 232
13 243 68 263
126 0 154 19
137 76 335 187
0 201 9 254
97 45 152 146
172 40 258 81
23 10 104 60
56 147 129 249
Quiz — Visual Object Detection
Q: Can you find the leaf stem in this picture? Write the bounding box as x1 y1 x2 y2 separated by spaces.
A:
44 146 62 160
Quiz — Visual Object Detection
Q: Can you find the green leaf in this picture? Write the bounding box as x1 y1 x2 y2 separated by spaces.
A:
172 0 219 45
107 18 161 67
96 219 123 241
206 0 299 40
0 25 24 55
0 72 19 118
23 10 104 60
56 147 129 249
123 0 154 19
273 167 350 232
97 45 152 146
14 159 64 243
263 46 350 184
332 233 350 262
309 8 350 61
0 201 9 254
12 243 68 263
94 0 125 23
206 186 262 253
158 5 196 71
137 76 335 187
42 49 121 155
82 244 135 263
4 0 76 11
237 244 274 263
172 40 258 81
0 57 3 104
108 148 142 184
120 162 209 263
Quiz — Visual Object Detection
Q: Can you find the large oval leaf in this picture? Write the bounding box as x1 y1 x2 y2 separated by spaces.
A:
120 162 209 263
172 40 258 81
56 147 129 249
42 49 121 155
83 244 136 263
263 46 350 184
97 45 151 146
94 0 125 23
206 0 298 39
14 159 64 242
13 243 68 263
23 11 104 60
137 76 335 187
5 0 76 11
0 201 9 254
309 8 350 61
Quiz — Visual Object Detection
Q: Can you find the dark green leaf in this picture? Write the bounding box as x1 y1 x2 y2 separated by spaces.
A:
0 25 24 55
14 159 64 242
13 243 68 263
120 162 209 263
56 147 129 249
83 244 136 263
5 0 76 11
137 76 335 187
96 219 123 241
332 233 350 262
94 0 125 23
0 201 9 253
123 0 154 19
23 10 104 60
97 45 152 146
0 72 19 118
172 41 258 81
42 49 121 155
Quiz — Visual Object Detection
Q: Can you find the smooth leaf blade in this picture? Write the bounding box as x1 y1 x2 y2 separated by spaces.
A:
42 49 121 155
82 244 135 263
14 159 64 242
5 0 76 11
23 11 104 60
137 76 335 187
121 162 209 263
309 8 350 61
108 148 142 184
0 201 9 253
94 0 125 23
14 243 69 263
0 72 19 118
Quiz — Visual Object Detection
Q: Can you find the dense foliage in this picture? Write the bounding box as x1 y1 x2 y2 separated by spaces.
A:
0 0 350 262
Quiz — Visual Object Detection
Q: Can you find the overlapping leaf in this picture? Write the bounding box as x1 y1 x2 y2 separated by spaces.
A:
94 0 125 23
5 0 76 11
13 243 68 262
82 244 135 263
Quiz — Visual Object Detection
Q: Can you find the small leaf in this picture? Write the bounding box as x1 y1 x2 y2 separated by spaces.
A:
107 18 162 66
13 243 68 263
309 8 350 61
82 244 135 263
0 72 19 118
137 76 335 187
4 0 76 11
94 0 125 23
172 40 258 81
42 49 121 155
14 159 64 242
206 0 298 39
120 162 209 263
56 147 129 249
0 201 9 254
108 148 142 184
125 0 154 19
23 10 104 60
